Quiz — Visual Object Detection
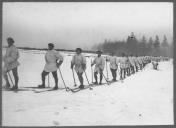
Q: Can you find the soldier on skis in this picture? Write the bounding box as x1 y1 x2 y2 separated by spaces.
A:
106 52 119 81
91 50 105 85
71 48 86 89
38 43 63 90
129 54 135 74
138 56 143 70
134 54 139 72
3 37 20 90
119 52 127 80
125 54 131 76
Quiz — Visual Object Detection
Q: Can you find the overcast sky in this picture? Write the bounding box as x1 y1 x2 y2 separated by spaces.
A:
3 2 173 49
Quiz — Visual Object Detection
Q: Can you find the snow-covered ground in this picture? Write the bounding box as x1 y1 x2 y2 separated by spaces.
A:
2 49 173 126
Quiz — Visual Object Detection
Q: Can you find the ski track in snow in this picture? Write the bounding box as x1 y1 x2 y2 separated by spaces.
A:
2 49 173 126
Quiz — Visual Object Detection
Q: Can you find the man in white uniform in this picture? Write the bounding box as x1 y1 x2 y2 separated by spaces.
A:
91 51 105 85
125 54 131 76
129 54 135 74
138 57 143 70
38 43 63 90
3 37 20 89
119 53 127 80
134 55 139 72
106 52 119 81
71 48 86 89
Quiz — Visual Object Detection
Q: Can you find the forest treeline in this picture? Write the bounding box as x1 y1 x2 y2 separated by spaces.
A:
93 32 173 57
2 32 173 57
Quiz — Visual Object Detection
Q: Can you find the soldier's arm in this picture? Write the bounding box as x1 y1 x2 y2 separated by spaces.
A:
45 54 48 63
83 55 86 64
71 55 75 69
82 56 86 70
116 57 120 66
56 51 64 62
91 58 96 66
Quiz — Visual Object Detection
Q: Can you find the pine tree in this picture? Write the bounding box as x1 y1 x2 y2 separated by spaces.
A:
153 35 160 49
161 35 169 47
142 36 147 44
149 37 153 46
140 36 147 55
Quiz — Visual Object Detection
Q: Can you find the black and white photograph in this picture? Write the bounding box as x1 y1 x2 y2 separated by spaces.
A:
2 2 174 126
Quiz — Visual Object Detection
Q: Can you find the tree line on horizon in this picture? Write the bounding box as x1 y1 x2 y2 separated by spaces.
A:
2 32 173 57
92 32 173 57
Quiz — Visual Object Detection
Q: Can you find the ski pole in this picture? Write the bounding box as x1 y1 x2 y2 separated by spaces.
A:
84 70 93 90
58 67 69 91
48 73 50 87
106 57 109 80
84 70 90 85
72 69 77 86
102 72 110 85
91 59 93 83
7 71 14 87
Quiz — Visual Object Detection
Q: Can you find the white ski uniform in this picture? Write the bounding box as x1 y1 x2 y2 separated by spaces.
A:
3 45 20 71
71 54 86 73
44 50 63 72
125 57 131 68
137 57 142 64
134 57 139 66
119 57 127 69
92 56 105 73
106 56 119 69
129 56 135 66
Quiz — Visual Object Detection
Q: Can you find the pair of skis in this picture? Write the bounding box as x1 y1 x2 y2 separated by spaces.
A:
69 82 108 93
33 87 66 93
69 78 120 93
70 69 93 91
33 67 70 93
2 87 31 92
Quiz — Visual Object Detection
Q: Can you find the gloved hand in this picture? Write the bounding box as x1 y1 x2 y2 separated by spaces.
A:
56 61 63 68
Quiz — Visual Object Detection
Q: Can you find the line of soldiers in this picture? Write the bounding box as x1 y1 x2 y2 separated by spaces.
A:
107 53 152 81
3 37 170 90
